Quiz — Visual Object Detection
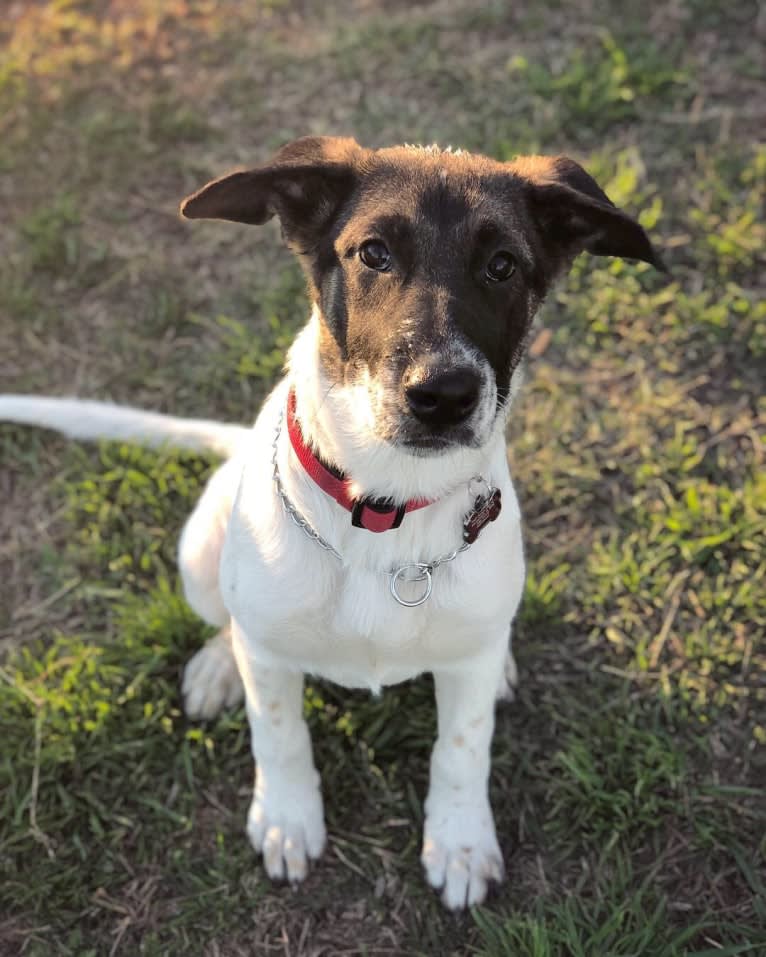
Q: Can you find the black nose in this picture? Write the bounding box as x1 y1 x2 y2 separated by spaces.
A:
405 367 481 427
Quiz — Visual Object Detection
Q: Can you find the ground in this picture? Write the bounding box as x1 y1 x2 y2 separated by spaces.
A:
0 1 764 955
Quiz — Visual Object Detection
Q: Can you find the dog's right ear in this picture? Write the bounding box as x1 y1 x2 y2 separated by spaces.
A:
180 136 363 245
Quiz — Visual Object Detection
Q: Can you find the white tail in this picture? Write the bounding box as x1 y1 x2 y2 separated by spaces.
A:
0 396 249 458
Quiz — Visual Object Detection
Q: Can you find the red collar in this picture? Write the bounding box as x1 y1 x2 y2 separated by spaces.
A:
286 389 433 533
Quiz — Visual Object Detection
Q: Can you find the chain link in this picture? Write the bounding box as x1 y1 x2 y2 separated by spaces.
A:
272 411 343 561
271 407 478 602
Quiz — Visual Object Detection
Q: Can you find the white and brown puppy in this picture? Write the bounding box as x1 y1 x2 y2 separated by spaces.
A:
0 137 663 909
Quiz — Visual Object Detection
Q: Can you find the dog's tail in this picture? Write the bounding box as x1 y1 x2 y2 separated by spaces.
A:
0 396 249 458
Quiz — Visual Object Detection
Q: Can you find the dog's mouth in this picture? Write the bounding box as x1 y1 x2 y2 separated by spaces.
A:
393 422 480 455
400 435 453 454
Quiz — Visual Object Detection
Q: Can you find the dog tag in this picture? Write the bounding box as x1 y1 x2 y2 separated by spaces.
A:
462 487 502 544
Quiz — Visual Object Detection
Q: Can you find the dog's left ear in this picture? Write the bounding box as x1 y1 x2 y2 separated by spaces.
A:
180 136 364 247
511 156 666 271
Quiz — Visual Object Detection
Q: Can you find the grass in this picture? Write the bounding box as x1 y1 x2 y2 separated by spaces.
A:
1 0 764 954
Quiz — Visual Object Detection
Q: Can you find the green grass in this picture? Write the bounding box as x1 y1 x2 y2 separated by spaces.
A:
508 29 689 141
473 866 762 957
1 1 764 954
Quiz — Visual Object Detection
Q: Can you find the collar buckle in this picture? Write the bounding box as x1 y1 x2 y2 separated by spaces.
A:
351 498 407 532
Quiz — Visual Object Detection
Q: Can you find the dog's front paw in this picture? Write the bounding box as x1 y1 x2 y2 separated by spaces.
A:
247 787 326 883
182 627 243 720
421 802 504 909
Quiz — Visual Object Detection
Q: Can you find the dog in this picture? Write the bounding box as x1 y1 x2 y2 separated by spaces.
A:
1 136 663 909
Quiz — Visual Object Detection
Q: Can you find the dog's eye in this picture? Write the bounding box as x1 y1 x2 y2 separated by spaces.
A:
359 240 392 272
485 251 516 283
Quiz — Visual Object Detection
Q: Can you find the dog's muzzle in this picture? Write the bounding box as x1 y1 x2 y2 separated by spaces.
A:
404 366 481 428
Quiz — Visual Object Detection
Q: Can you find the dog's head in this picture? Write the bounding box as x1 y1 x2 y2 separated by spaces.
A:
182 136 663 457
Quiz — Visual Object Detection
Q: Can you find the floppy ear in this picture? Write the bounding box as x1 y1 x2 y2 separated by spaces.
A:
511 155 665 271
180 136 363 246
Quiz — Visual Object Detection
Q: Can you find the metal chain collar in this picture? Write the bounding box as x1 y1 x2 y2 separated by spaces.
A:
270 408 479 607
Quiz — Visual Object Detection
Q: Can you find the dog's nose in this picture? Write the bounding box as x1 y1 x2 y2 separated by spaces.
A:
405 367 481 427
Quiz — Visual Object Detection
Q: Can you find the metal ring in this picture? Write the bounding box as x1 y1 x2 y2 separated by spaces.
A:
468 475 491 500
390 563 433 607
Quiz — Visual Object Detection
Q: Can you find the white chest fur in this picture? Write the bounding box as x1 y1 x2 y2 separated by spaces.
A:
220 383 525 692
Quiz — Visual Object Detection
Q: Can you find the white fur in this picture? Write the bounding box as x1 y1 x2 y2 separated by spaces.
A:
0 396 248 457
189 313 526 909
1 309 526 911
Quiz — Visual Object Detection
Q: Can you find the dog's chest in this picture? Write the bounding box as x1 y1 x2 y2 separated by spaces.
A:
227 552 520 689
221 471 524 690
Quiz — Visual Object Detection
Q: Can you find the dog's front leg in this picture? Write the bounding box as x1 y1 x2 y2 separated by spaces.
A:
230 621 326 883
422 643 507 909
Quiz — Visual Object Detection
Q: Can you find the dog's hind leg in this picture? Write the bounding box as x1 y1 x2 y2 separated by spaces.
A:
495 626 519 703
182 623 242 719
178 457 245 719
